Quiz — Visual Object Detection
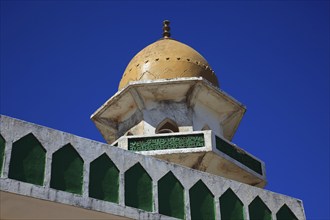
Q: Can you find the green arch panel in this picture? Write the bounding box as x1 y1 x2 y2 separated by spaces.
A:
158 171 184 219
0 134 5 174
276 204 298 220
8 133 46 185
249 196 272 220
125 163 152 211
50 144 83 194
89 153 119 203
189 180 215 220
220 188 244 220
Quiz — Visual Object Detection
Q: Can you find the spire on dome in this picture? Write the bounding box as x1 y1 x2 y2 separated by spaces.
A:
162 20 171 38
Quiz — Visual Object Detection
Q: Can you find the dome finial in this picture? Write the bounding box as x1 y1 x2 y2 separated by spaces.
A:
162 20 171 39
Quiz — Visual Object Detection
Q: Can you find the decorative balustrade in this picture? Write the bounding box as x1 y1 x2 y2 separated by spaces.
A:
0 115 305 220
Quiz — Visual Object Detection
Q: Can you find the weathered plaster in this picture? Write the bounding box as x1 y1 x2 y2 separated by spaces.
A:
91 78 246 144
0 115 305 220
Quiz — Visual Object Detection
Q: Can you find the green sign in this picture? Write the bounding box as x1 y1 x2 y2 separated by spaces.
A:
128 134 205 151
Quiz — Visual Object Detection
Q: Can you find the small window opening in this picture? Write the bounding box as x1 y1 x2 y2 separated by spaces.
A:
202 124 211 131
126 131 133 136
156 119 179 134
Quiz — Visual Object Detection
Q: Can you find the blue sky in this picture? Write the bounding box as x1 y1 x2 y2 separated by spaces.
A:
1 1 329 219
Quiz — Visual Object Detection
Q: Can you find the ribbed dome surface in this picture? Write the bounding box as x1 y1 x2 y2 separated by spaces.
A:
119 38 219 90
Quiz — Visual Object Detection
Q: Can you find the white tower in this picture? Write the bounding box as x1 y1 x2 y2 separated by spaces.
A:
91 20 266 188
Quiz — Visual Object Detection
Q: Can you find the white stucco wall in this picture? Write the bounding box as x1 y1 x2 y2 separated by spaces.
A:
0 115 305 220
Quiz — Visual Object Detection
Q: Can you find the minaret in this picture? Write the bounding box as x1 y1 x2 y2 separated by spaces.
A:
91 20 266 188
0 20 305 220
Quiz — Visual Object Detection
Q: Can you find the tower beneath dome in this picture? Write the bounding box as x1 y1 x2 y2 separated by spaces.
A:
0 20 305 220
91 20 266 188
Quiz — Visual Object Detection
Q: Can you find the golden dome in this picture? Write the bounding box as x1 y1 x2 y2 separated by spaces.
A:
118 21 219 90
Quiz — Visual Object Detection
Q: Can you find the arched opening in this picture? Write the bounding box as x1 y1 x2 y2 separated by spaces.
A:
276 204 298 220
156 118 179 134
89 153 119 203
8 133 46 185
189 180 215 220
219 188 244 220
0 134 5 175
158 171 184 219
249 196 272 220
125 163 152 211
201 124 211 131
50 144 84 194
126 131 133 136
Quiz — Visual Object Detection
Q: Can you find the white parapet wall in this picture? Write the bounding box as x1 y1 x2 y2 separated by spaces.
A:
0 115 305 220
114 130 267 188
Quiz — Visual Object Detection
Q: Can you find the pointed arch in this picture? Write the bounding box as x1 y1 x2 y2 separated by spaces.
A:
156 118 179 134
189 180 215 220
276 204 298 220
158 171 184 219
219 188 244 220
201 124 211 131
50 144 84 194
125 163 152 211
0 134 5 175
249 196 272 220
8 133 46 185
126 131 133 136
89 153 119 203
